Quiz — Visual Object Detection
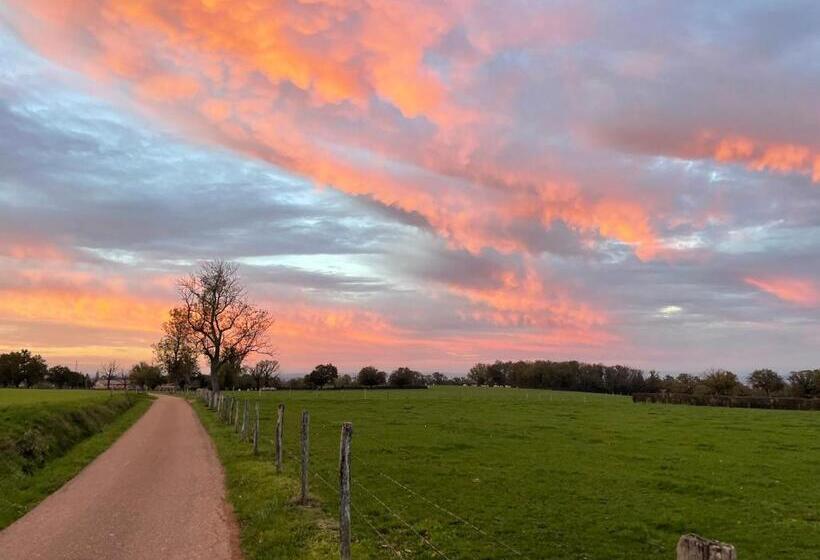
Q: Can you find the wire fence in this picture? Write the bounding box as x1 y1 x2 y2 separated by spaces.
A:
195 388 737 560
196 388 526 559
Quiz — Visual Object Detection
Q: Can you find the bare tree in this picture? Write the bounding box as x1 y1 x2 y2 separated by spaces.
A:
250 359 280 390
154 307 200 389
98 361 120 390
178 261 273 392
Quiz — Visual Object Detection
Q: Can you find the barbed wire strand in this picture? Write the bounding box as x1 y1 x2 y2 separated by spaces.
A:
306 464 406 559
352 479 452 560
321 422 526 558
351 503 405 559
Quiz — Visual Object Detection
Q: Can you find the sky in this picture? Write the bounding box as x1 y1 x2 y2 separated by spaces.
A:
0 1 818 375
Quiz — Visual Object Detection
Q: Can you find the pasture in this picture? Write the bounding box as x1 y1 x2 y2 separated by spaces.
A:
0 389 151 528
205 386 819 559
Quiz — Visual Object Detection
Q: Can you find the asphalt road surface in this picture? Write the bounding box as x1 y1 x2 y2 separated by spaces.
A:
0 394 241 560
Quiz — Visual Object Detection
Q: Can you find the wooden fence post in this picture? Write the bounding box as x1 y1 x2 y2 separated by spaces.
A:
253 403 260 455
677 534 736 560
300 410 310 505
241 400 249 441
275 403 284 473
339 422 353 560
234 400 241 433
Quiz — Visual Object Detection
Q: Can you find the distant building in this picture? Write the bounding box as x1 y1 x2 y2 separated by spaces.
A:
93 378 129 390
155 383 178 392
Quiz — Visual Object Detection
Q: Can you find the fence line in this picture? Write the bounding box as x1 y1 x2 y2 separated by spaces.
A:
195 389 737 560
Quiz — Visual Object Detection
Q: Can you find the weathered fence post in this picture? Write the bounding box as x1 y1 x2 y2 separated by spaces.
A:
300 410 310 505
677 534 736 560
339 422 353 560
275 403 284 473
241 400 249 441
234 400 241 433
253 403 260 455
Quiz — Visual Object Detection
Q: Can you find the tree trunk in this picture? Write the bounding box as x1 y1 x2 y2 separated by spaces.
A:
210 359 221 393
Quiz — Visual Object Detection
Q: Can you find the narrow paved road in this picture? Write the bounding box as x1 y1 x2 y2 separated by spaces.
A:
0 395 241 560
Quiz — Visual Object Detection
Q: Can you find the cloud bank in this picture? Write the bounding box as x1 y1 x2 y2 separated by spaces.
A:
0 1 818 372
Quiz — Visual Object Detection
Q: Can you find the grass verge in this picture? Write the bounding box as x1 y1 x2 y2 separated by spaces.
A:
191 398 379 560
0 392 152 528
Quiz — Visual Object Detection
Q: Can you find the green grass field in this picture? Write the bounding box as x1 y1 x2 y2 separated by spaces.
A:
0 389 151 528
201 387 819 559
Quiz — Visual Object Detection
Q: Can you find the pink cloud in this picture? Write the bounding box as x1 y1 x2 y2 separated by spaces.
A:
745 276 820 307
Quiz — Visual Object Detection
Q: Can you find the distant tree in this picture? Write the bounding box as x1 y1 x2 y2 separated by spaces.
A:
749 369 785 396
660 373 700 394
334 374 354 388
429 372 447 385
178 260 274 392
308 364 338 388
98 361 121 390
644 370 662 393
357 366 386 387
285 376 307 390
703 369 739 395
129 362 163 389
485 362 508 386
236 370 256 390
468 363 489 386
388 367 423 387
249 360 280 390
675 373 700 394
0 350 48 387
46 365 86 389
154 307 200 389
788 370 819 398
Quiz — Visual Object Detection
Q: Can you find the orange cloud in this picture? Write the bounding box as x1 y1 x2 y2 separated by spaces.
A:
136 74 201 102
0 288 169 332
745 276 820 307
447 263 607 330
708 133 819 183
4 0 663 263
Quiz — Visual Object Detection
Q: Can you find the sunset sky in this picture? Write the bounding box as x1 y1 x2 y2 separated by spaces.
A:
0 1 818 374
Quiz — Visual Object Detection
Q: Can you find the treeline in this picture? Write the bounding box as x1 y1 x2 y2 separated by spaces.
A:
467 360 820 399
0 348 202 391
0 350 91 388
222 364 467 391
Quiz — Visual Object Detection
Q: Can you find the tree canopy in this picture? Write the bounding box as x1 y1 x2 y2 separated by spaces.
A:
177 260 273 392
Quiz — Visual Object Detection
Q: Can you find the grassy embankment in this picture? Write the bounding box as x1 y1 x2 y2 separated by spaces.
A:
196 386 819 560
0 389 152 528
